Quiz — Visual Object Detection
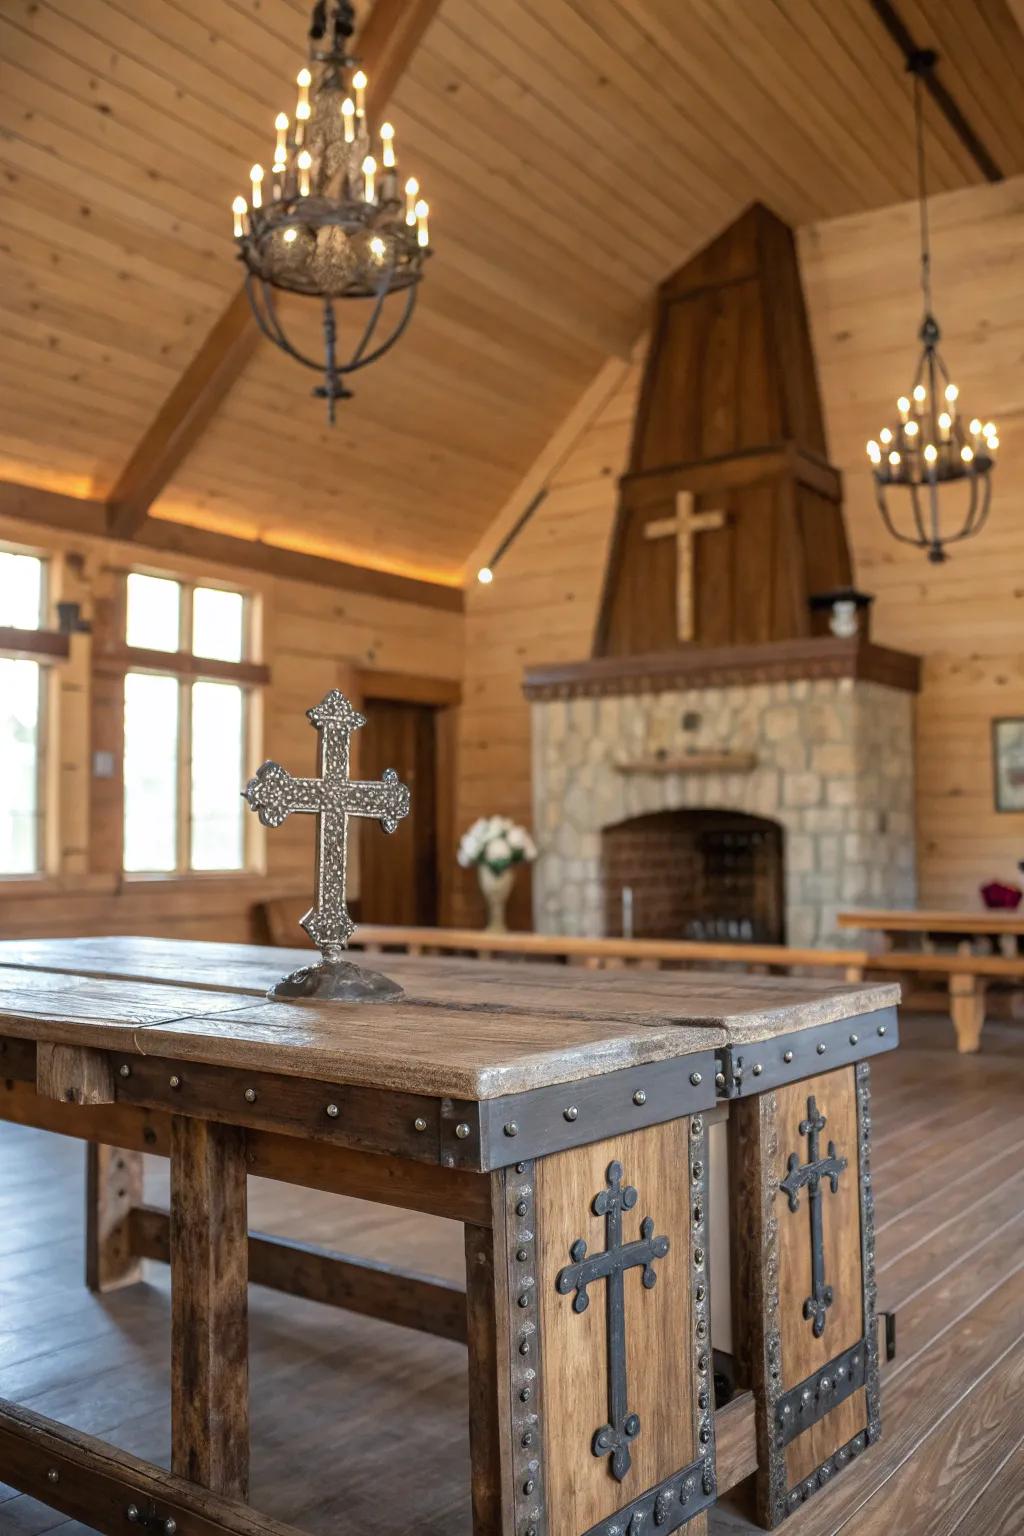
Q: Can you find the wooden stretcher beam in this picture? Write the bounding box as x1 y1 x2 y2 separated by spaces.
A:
129 1204 469 1345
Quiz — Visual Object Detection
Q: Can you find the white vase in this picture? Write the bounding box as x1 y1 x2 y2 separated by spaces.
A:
478 863 516 933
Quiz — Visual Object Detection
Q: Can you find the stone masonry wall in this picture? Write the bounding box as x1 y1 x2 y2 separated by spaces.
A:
530 678 916 947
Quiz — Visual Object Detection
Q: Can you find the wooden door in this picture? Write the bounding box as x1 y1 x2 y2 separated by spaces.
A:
358 698 438 926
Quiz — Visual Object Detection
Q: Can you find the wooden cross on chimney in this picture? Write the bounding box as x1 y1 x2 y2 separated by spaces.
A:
643 492 727 643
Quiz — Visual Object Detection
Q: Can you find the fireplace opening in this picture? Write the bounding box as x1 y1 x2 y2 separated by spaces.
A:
602 809 785 944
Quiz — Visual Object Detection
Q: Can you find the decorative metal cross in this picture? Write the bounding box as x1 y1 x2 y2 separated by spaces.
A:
644 491 727 642
780 1096 848 1338
244 690 410 999
556 1160 669 1482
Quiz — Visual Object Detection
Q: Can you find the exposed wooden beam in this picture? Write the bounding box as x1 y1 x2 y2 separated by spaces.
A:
105 289 259 541
104 0 445 542
867 0 1003 182
0 482 463 613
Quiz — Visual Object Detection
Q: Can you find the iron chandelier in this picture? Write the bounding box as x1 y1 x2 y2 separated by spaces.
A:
866 50 996 563
231 0 431 421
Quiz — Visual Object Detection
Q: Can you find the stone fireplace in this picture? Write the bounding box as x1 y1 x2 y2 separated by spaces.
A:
526 640 919 949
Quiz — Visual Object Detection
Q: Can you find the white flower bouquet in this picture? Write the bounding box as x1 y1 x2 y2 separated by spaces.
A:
457 815 537 874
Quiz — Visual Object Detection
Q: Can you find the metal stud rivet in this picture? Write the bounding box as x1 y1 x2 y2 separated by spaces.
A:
517 1248 529 1262
519 1340 530 1355
752 1063 763 1076
119 1064 131 1079
516 1201 529 1217
168 1075 181 1090
633 1088 647 1105
244 1087 258 1103
504 1122 518 1137
46 1469 59 1485
455 1122 471 1139
521 1431 533 1447
564 1105 578 1122
413 1116 428 1132
689 1072 702 1087
849 1033 859 1046
714 1071 726 1089
696 1283 706 1302
783 1050 794 1063
816 1042 826 1055
694 1247 705 1266
517 1293 530 1308
520 1387 531 1402
878 1024 887 1036
516 1162 527 1174
326 1103 339 1119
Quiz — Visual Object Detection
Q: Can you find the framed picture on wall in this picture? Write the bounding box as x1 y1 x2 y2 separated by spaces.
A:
993 718 1024 812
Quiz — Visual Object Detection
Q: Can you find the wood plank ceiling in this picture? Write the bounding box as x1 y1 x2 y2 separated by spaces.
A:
1 0 1024 583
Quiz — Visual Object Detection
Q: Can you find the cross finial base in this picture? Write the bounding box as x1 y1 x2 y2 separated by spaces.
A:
268 957 405 1004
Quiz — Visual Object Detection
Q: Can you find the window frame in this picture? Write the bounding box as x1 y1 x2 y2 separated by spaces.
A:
0 545 51 881
120 571 267 879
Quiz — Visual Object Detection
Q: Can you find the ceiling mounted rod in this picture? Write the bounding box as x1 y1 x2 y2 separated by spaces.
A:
867 0 1002 183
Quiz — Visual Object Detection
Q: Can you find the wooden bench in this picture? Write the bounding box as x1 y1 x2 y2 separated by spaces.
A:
335 925 1024 1054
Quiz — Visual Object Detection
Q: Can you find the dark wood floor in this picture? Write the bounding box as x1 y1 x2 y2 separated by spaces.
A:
1 1013 1022 1535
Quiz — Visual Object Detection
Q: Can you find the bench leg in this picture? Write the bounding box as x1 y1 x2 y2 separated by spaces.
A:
170 1116 249 1499
950 975 986 1053
85 1144 144 1293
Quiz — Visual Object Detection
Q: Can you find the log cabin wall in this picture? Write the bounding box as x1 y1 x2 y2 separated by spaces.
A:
455 177 1024 928
0 513 462 942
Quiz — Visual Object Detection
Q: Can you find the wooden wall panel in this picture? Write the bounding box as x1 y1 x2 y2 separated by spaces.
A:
799 174 1024 904
0 511 461 943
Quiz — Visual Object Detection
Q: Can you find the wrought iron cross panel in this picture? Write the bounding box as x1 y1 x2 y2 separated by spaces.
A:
244 690 410 956
780 1095 848 1338
555 1160 669 1482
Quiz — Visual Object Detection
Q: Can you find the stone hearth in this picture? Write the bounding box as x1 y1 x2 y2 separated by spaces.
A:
525 641 918 948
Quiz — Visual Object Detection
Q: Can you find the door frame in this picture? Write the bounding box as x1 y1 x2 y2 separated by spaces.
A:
351 668 461 928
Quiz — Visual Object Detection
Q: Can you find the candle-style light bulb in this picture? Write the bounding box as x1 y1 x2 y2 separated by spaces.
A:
913 383 927 404
938 411 952 437
404 176 419 225
380 121 396 168
353 69 367 117
232 195 247 237
341 97 355 143
362 154 377 201
275 112 289 160
961 445 974 463
867 440 882 464
250 164 264 209
415 197 429 246
879 427 893 445
987 435 1000 451
297 148 312 196
888 450 901 466
969 417 982 436
297 67 311 104
897 395 910 421
295 99 310 147
983 422 996 438
905 419 919 437
923 443 938 465
945 383 959 404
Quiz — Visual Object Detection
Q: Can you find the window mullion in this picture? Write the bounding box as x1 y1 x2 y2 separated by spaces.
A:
178 676 192 874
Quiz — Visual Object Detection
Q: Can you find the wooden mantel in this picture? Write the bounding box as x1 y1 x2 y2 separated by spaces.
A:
523 635 921 701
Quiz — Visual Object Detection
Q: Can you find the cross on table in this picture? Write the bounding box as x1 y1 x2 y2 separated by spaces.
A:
244 690 410 958
780 1096 848 1338
644 491 727 642
556 1160 670 1482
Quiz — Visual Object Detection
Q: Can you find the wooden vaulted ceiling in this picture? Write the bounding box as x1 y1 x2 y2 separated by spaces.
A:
2 0 1024 587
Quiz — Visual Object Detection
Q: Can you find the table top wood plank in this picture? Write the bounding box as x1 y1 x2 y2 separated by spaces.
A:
0 938 898 1041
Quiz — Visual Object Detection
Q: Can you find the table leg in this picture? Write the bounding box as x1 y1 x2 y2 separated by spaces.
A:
465 1184 516 1536
170 1116 249 1500
85 1144 144 1293
949 974 986 1053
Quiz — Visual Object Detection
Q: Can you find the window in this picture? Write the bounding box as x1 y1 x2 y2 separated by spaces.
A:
0 551 45 876
122 574 257 874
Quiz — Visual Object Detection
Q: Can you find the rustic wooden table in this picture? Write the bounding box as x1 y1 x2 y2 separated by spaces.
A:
0 940 899 1536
